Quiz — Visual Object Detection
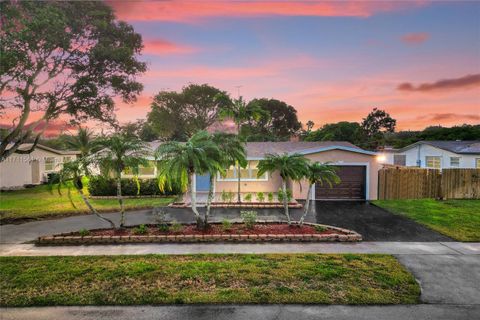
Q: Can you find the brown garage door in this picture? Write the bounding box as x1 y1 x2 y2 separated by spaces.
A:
315 166 366 200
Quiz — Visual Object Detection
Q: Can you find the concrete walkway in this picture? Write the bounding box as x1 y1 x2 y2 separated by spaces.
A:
1 241 479 256
2 305 479 320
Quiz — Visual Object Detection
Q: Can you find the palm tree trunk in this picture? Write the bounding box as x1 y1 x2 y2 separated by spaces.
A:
237 162 241 203
116 173 125 228
282 179 291 225
299 183 312 226
189 173 203 229
77 188 116 229
205 174 215 229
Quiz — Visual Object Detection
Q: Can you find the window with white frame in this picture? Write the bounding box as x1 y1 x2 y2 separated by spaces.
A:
393 154 406 166
476 158 480 168
218 160 268 181
425 156 441 169
450 157 460 167
44 157 56 171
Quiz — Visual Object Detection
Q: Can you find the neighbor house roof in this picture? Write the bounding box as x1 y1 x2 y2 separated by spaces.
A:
398 140 480 155
244 141 376 158
15 143 80 155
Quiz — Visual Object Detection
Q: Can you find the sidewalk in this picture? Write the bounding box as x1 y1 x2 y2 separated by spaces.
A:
1 241 479 256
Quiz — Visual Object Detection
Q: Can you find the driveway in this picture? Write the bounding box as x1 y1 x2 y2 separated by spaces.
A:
306 201 453 241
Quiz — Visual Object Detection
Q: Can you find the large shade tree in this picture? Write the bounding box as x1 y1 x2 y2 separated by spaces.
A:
298 162 340 225
257 153 309 225
96 134 149 228
0 1 146 161
155 131 223 229
147 84 230 141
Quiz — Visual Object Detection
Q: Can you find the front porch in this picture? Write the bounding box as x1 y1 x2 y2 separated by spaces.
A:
171 192 303 208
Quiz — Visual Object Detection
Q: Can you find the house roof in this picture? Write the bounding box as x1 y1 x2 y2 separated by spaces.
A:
244 141 376 158
15 143 80 155
145 140 376 159
399 140 480 155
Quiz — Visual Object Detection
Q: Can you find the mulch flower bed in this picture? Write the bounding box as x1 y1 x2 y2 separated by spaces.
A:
170 202 303 208
36 222 362 245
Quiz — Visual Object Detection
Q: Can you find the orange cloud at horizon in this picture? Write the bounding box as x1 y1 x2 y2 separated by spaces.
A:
143 39 197 55
108 0 427 22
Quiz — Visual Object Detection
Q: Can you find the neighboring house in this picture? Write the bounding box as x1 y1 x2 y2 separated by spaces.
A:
128 141 382 200
0 144 80 189
377 141 480 169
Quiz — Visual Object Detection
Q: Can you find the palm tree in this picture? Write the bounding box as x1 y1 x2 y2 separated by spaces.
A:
299 162 340 225
56 158 116 229
207 133 247 222
96 133 149 228
155 130 222 229
257 153 309 225
220 96 266 202
65 126 99 158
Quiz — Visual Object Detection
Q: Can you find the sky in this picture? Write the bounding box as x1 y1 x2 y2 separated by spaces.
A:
5 0 480 136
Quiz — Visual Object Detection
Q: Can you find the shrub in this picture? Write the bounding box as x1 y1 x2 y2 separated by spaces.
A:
277 189 293 203
170 220 183 233
277 188 284 202
256 192 265 202
227 191 235 202
133 224 148 235
244 193 252 202
221 190 229 202
286 189 293 203
78 228 90 237
267 192 274 202
46 172 60 184
314 225 327 232
222 218 232 232
241 210 257 229
88 176 181 196
158 224 169 232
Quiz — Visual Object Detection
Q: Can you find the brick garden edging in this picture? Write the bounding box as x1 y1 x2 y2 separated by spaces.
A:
36 221 362 245
89 195 174 200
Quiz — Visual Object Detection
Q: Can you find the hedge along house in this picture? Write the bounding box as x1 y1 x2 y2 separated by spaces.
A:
130 141 381 202
0 144 80 189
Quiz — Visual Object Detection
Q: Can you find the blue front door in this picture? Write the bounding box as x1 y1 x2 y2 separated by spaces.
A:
196 173 211 192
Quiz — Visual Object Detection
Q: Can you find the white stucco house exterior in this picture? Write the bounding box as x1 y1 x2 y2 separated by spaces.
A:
377 141 480 169
0 144 80 189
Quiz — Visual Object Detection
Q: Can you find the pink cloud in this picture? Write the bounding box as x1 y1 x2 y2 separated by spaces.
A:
398 74 480 92
401 32 430 44
107 1 428 22
143 39 197 55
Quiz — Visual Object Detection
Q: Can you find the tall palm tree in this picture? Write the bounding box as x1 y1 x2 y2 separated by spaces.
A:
96 133 149 228
299 162 340 225
65 126 99 158
220 96 266 202
207 133 247 222
56 158 116 229
155 130 222 229
257 153 309 225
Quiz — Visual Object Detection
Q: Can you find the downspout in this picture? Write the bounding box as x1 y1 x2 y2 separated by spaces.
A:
416 144 422 167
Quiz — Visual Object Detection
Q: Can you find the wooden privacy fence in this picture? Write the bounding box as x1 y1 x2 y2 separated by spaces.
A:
378 167 480 200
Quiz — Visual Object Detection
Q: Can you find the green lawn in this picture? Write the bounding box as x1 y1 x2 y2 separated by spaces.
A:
0 183 175 223
374 199 480 242
0 254 420 306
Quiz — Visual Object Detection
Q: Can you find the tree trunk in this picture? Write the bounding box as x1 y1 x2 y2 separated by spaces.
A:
282 179 291 225
237 162 242 203
204 174 215 229
116 173 125 228
77 188 116 229
189 173 203 229
299 183 313 226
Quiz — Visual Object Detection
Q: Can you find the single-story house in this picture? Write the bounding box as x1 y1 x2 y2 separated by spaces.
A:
377 140 480 169
128 141 382 201
0 144 80 189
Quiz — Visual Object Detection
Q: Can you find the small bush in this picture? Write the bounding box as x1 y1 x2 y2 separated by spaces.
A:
133 224 148 235
244 193 252 202
227 191 235 202
286 189 293 202
170 220 183 233
222 218 232 231
277 189 293 203
241 210 257 229
267 192 274 202
78 228 90 237
46 172 60 184
277 188 284 202
221 190 229 202
256 192 265 202
314 225 327 232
